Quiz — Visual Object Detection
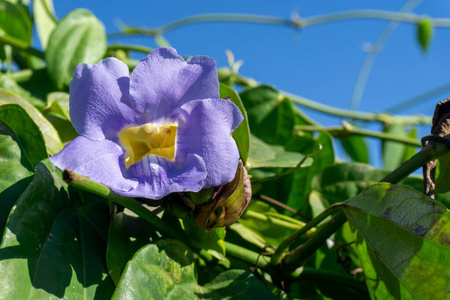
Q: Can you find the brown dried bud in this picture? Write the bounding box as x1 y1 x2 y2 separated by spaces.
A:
193 160 251 230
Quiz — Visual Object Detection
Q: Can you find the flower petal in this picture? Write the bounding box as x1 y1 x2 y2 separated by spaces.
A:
124 154 207 199
49 136 138 192
176 98 243 188
130 48 219 120
70 57 138 140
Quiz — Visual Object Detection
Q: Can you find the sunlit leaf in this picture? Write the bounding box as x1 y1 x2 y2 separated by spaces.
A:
220 83 250 163
113 239 274 299
341 183 450 299
247 134 312 169
340 135 369 164
0 0 32 47
33 0 57 49
0 88 63 155
240 85 295 145
112 239 198 299
46 9 106 89
382 123 406 171
0 122 34 238
286 132 335 213
0 159 114 298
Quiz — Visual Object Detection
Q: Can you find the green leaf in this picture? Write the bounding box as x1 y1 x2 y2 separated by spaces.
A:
0 0 32 47
33 0 57 49
0 123 34 238
113 239 275 299
247 134 312 169
238 200 304 246
200 269 276 299
0 159 114 298
341 183 450 299
46 9 106 89
436 152 450 194
0 75 46 110
417 17 433 52
340 135 369 164
44 91 70 120
220 83 250 163
402 127 418 163
106 208 160 285
311 162 386 204
0 104 47 167
228 222 266 249
382 123 406 171
113 239 199 299
286 132 335 213
240 85 295 145
0 88 63 155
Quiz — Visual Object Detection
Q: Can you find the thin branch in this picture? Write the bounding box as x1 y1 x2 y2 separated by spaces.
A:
108 10 450 40
296 122 422 146
0 35 45 60
350 0 424 111
384 81 450 114
107 43 154 55
258 194 311 221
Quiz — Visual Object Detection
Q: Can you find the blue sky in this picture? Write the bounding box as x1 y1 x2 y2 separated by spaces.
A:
51 1 450 165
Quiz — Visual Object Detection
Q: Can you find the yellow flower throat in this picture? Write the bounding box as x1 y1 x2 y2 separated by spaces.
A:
118 123 177 168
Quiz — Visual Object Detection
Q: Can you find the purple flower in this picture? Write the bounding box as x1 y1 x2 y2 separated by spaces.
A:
50 48 243 199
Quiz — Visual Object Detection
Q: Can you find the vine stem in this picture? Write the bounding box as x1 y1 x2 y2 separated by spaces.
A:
296 122 422 146
0 36 45 60
218 69 432 125
108 10 450 39
62 169 216 262
350 0 424 111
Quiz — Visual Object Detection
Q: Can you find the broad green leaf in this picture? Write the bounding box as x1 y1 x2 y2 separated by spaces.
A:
0 159 114 299
220 83 250 163
247 134 312 169
0 123 33 237
0 75 46 109
228 222 266 249
240 85 295 145
417 17 433 52
114 239 275 299
46 9 106 89
0 0 32 47
0 104 47 167
106 208 160 285
340 135 369 164
44 91 70 120
0 88 63 154
382 123 406 171
402 127 418 163
286 132 335 213
42 92 78 143
33 0 57 49
311 162 386 204
238 200 304 246
113 239 199 299
200 269 276 299
341 183 450 299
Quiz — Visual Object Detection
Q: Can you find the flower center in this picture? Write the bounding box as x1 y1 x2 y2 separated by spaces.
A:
118 123 177 168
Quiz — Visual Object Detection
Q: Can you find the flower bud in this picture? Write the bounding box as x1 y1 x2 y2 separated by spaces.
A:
194 160 251 230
